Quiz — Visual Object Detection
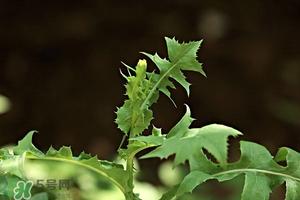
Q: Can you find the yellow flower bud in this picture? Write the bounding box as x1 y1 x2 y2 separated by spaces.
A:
137 59 147 68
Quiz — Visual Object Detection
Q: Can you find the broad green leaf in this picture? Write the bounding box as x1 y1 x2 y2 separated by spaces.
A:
214 141 290 200
142 123 242 168
168 141 300 200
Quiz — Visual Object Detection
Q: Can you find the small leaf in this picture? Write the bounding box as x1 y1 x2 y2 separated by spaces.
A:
13 131 44 157
131 136 165 146
152 125 162 136
115 100 134 135
141 37 205 99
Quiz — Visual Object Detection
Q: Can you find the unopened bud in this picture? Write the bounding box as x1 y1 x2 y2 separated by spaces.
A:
137 59 147 68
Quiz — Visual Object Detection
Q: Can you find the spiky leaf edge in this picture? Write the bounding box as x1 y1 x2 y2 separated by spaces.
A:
1 131 131 197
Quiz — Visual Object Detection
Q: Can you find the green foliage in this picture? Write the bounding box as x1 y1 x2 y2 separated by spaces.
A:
159 141 300 200
1 37 300 200
140 106 242 168
115 37 205 140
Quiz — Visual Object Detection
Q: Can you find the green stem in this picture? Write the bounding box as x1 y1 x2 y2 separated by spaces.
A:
126 153 135 199
129 109 138 144
124 143 155 200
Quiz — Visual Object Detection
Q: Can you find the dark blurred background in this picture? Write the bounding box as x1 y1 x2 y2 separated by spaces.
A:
0 0 300 188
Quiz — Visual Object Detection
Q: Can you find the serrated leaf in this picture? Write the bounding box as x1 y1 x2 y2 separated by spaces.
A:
166 37 205 73
78 155 130 194
1 131 131 198
40 143 131 195
152 125 162 136
13 130 45 157
176 171 214 197
74 151 92 161
167 104 194 138
141 37 205 99
170 141 300 200
214 141 292 200
0 149 27 180
115 100 135 135
138 104 194 159
0 131 44 180
45 146 73 160
142 123 242 168
116 100 153 137
131 125 165 146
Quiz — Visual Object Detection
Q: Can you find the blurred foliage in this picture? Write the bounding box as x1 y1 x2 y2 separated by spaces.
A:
0 94 11 115
23 159 244 200
24 159 125 200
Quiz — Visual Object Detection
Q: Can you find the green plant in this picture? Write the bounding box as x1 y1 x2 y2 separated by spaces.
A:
1 37 300 200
